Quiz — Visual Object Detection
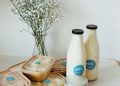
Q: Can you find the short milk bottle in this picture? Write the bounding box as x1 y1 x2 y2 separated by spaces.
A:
85 24 99 81
67 29 86 86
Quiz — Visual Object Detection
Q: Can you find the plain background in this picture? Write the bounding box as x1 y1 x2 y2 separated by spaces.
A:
0 0 120 59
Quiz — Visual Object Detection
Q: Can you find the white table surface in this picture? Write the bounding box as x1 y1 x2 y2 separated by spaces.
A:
89 59 120 86
0 55 120 86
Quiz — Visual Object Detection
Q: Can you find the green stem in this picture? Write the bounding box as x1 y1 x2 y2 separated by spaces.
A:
34 35 47 56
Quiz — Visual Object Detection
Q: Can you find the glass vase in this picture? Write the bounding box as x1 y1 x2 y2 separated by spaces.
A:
32 36 47 56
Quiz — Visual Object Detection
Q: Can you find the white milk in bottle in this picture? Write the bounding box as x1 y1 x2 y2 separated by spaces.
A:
67 29 86 86
85 24 99 81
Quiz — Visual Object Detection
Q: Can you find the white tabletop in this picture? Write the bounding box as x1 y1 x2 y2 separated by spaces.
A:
0 55 120 86
89 59 120 86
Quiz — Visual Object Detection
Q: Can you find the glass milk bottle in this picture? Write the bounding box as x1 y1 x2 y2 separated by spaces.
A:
85 24 99 81
67 29 86 86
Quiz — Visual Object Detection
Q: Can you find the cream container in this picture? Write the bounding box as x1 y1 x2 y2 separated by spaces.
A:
67 29 86 85
42 73 65 86
85 24 99 81
0 70 31 86
32 73 66 86
22 55 55 81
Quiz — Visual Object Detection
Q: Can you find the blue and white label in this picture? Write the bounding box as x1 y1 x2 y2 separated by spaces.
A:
43 79 51 84
6 76 15 81
35 60 41 64
74 65 84 76
86 60 96 70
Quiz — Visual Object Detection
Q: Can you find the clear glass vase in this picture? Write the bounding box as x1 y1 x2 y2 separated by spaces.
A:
32 36 47 56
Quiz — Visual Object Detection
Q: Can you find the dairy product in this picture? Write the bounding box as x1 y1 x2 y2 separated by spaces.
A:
85 24 99 81
22 55 55 81
67 29 86 85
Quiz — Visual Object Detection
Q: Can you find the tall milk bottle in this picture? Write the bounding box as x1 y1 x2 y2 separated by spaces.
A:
85 24 99 81
67 29 86 85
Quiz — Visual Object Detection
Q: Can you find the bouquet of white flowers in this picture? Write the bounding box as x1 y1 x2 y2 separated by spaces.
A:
10 0 62 56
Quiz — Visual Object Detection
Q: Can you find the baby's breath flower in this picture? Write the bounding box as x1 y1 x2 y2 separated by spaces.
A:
10 0 62 56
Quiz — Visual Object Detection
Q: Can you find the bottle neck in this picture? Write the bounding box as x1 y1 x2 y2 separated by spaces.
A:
88 30 97 38
72 34 83 42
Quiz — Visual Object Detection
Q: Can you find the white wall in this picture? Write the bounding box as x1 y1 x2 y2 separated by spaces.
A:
0 0 120 58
